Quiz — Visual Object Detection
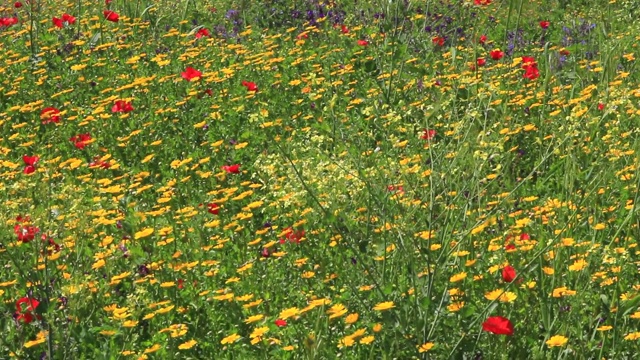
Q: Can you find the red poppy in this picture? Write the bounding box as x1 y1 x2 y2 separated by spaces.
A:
241 81 258 92
89 156 111 169
521 56 536 67
40 107 61 124
0 17 19 27
105 0 112 4
23 155 38 174
222 164 241 174
519 233 530 240
181 67 202 81
207 203 220 215
53 13 76 28
275 319 287 327
387 185 405 194
70 133 91 150
421 129 436 140
196 28 210 39
502 265 516 282
177 279 184 289
104 10 119 22
341 25 349 34
598 103 605 111
112 100 134 113
14 223 40 243
15 2 22 8
479 35 487 44
489 49 504 60
432 36 445 46
477 58 486 67
280 227 305 244
474 0 491 4
539 21 550 29
523 65 539 80
559 49 570 56
482 316 514 335
357 39 369 46
15 296 41 324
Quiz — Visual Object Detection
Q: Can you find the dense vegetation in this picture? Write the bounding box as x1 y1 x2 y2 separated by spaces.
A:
2 0 640 358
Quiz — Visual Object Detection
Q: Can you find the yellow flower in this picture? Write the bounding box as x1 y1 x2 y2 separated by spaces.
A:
244 314 264 324
144 344 162 354
345 313 359 324
178 340 197 350
597 326 613 331
485 289 517 303
447 301 465 312
568 259 588 271
360 336 375 345
372 323 383 332
279 307 300 320
221 333 241 345
250 326 269 339
551 287 576 298
371 301 394 312
24 337 46 348
625 332 640 340
546 335 568 347
134 227 154 239
449 272 467 283
418 342 435 353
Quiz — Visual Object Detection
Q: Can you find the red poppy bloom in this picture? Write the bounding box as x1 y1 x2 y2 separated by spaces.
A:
280 227 305 244
598 103 605 111
15 296 40 324
40 107 61 124
357 39 369 46
181 67 202 81
539 21 550 29
15 2 22 8
0 17 19 27
177 279 184 289
275 319 287 327
89 156 111 169
477 58 486 67
474 0 491 5
241 81 258 92
523 65 539 80
207 203 220 215
421 129 436 140
14 223 40 243
479 35 487 44
23 155 38 174
106 0 112 4
502 265 516 282
519 233 530 240
112 100 134 113
196 28 210 38
104 10 119 22
559 49 570 56
482 316 514 335
53 13 76 28
489 49 504 60
432 36 445 46
70 133 91 150
521 56 536 67
341 25 349 34
222 164 241 174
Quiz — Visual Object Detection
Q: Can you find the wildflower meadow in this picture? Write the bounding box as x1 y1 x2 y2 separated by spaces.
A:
2 0 640 358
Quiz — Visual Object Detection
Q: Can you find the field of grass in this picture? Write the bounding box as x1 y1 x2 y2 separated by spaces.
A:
2 0 640 358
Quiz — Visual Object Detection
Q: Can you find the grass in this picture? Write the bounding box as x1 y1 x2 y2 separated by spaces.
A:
1 0 640 358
